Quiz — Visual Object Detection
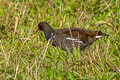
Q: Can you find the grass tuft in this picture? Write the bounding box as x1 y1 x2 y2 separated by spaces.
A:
0 0 120 79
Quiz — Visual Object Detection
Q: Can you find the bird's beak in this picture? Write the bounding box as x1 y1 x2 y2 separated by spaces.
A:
35 26 39 31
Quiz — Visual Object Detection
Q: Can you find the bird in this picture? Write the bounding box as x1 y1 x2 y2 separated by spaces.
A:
36 22 109 51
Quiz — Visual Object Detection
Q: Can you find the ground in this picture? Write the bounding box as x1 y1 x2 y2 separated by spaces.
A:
0 0 120 80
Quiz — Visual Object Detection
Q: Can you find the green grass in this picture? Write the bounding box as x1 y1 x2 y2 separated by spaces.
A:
0 0 120 80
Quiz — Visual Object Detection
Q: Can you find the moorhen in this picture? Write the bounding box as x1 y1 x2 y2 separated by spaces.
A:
36 22 109 51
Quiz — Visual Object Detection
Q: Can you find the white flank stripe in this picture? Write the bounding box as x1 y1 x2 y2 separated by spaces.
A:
66 37 78 41
66 37 83 43
95 36 102 38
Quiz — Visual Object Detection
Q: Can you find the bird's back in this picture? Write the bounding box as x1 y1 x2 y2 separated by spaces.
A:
51 28 108 51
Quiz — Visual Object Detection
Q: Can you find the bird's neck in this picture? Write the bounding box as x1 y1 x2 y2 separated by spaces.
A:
44 29 54 40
